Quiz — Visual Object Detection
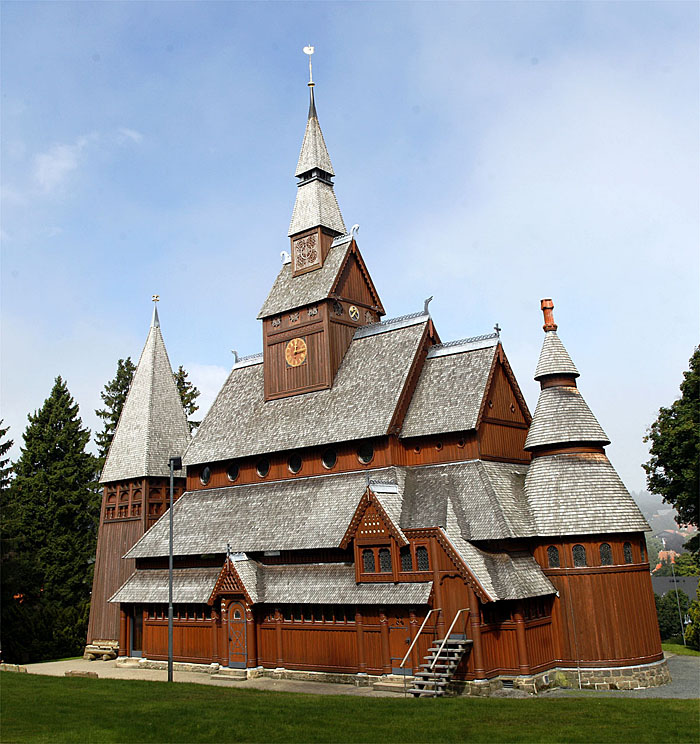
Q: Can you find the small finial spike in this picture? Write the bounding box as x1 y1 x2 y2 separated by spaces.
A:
303 45 315 86
494 323 501 338
151 295 160 327
541 298 557 332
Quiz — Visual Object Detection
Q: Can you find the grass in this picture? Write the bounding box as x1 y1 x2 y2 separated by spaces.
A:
662 642 700 657
1 673 698 744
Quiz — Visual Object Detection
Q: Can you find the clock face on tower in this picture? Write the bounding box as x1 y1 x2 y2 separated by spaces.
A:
285 337 308 367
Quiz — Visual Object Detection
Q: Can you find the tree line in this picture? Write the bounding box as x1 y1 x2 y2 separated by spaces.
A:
0 362 199 663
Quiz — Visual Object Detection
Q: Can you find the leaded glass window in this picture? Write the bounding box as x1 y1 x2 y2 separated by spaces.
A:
379 548 392 573
362 549 375 573
623 542 633 564
599 543 613 565
400 546 412 572
572 544 587 567
416 546 430 572
547 546 560 568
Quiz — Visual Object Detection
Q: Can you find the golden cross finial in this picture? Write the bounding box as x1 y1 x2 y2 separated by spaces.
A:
152 294 160 303
303 45 314 86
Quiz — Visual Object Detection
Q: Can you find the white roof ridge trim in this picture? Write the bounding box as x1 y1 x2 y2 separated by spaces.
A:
331 233 353 247
369 482 400 494
354 311 428 339
427 333 499 358
233 353 264 369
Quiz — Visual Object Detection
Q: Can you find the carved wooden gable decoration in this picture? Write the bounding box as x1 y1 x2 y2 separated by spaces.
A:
339 488 407 549
207 560 251 605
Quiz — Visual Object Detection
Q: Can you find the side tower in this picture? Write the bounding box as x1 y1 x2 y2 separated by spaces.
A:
524 299 667 686
85 304 191 655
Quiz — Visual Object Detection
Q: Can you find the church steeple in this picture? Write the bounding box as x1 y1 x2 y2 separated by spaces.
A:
288 53 345 253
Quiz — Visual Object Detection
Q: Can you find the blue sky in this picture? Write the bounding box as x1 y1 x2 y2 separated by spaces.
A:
2 1 698 493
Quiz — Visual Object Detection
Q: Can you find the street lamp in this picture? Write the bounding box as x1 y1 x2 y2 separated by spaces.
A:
662 537 687 646
168 456 182 681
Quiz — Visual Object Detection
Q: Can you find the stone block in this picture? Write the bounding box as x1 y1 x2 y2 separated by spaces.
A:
65 670 98 679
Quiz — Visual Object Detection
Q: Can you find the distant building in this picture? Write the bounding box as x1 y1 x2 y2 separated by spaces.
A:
87 68 668 695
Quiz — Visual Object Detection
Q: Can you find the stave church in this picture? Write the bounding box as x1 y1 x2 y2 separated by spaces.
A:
85 60 668 695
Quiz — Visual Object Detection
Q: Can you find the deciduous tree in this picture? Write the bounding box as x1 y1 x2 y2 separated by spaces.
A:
643 348 700 542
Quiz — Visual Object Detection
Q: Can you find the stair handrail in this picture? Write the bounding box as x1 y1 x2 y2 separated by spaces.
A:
400 608 440 697
429 608 470 671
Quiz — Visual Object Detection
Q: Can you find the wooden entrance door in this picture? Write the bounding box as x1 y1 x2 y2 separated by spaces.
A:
388 612 412 674
227 601 247 668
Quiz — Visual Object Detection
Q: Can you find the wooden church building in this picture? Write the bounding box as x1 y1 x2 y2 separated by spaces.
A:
87 71 668 694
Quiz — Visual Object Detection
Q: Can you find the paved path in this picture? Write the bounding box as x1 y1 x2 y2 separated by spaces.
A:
20 654 699 699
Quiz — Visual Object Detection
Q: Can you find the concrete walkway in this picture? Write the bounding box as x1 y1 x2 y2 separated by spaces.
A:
19 654 699 699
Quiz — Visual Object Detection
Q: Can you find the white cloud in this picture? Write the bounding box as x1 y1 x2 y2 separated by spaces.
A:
117 127 143 145
33 135 93 193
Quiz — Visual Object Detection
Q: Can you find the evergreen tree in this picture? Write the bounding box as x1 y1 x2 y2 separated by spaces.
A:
0 420 13 491
643 348 700 535
95 357 136 463
174 365 201 431
0 377 99 662
654 590 691 641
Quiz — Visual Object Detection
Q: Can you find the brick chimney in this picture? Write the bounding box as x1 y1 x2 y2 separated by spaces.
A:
541 298 557 332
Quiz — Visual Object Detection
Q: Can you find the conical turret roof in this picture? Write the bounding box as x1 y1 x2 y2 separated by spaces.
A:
100 309 191 483
534 331 579 380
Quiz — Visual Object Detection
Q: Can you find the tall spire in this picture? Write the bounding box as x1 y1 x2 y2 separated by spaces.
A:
100 302 190 483
289 47 345 238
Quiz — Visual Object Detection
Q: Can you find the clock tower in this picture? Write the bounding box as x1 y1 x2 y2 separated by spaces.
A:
258 79 384 400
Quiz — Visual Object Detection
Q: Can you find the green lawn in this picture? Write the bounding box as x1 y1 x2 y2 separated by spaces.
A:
662 642 700 657
1 673 698 744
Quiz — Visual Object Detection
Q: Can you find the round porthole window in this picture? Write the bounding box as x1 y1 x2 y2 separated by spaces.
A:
200 466 211 486
435 441 443 451
457 438 466 448
226 464 239 482
357 443 374 465
256 459 270 478
322 448 337 469
288 454 303 474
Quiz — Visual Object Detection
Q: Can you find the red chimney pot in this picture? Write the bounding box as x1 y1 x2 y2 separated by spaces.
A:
541 298 557 331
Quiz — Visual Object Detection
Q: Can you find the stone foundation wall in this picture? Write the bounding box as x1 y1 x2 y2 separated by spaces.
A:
450 658 670 696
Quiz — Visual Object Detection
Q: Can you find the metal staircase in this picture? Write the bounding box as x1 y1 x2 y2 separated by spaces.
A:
408 636 472 697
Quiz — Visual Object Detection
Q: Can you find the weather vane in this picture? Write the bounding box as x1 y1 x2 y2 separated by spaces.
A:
152 294 160 303
303 45 314 86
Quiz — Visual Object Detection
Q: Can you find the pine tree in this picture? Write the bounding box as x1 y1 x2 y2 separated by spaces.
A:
174 365 201 431
0 377 100 662
0 420 13 491
95 357 136 463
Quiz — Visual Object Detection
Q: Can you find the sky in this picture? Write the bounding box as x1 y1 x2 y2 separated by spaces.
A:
1 1 698 494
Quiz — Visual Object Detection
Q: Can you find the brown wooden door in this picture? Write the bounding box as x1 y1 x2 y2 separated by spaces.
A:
227 601 247 668
388 612 412 674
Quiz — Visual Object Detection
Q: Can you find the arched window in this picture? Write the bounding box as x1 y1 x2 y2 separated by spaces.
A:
362 549 375 573
379 548 392 573
547 546 560 568
400 546 412 572
640 541 647 563
623 542 633 564
416 546 430 572
599 543 613 565
572 544 587 567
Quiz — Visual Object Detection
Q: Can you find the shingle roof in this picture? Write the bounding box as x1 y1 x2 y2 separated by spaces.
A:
183 319 428 465
239 561 432 605
108 567 220 604
534 331 579 380
400 461 534 540
445 534 555 601
523 452 649 536
400 339 497 439
100 314 191 484
524 386 610 450
295 91 335 177
258 238 350 319
126 467 403 558
289 178 345 237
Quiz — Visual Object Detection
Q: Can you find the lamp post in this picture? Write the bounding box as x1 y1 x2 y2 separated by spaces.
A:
168 456 182 681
